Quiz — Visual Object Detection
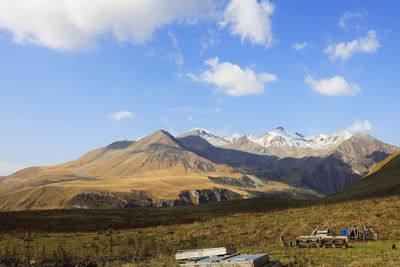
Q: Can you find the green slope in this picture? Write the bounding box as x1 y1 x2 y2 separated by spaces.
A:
327 151 400 200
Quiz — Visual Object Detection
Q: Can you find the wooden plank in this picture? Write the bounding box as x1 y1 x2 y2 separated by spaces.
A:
179 253 269 267
175 247 236 260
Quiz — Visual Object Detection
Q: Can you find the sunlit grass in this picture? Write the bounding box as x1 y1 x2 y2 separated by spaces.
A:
1 196 399 266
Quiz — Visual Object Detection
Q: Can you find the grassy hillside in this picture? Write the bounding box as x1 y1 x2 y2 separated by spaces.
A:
1 196 399 266
327 151 400 200
368 150 400 175
0 197 308 232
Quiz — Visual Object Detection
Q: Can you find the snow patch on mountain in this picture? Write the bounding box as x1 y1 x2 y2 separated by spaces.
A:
191 128 232 147
228 133 264 146
191 127 352 150
259 127 352 149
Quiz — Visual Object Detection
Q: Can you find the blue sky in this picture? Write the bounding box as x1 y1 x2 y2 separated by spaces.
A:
0 0 399 175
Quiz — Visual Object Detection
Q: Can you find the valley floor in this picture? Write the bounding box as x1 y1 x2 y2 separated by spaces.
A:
1 196 400 266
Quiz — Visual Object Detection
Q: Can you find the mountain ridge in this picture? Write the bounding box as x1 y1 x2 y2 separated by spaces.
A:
188 127 353 151
0 127 398 210
177 128 398 194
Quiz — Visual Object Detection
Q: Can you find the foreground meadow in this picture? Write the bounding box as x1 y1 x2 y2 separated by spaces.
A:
1 196 400 266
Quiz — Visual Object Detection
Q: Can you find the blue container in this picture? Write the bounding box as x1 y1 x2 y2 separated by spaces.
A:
341 230 349 236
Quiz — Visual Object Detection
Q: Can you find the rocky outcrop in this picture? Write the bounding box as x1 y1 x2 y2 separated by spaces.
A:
69 190 154 209
208 176 260 188
177 188 245 205
69 188 245 209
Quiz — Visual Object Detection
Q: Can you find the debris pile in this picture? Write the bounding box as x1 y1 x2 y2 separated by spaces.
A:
295 226 348 248
175 247 273 267
345 225 377 241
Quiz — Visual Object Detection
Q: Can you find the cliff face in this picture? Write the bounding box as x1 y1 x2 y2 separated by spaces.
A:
68 188 245 209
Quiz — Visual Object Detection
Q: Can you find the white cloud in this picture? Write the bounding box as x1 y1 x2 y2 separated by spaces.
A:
292 42 309 51
0 161 25 176
220 0 275 47
325 30 380 61
197 30 220 55
188 57 277 97
167 31 184 68
168 52 184 68
258 73 278 82
160 116 168 125
109 111 135 121
338 11 363 29
168 31 179 49
305 75 360 96
348 120 372 132
187 116 196 123
0 0 217 51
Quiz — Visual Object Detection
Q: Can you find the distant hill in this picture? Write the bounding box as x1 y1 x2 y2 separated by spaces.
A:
327 151 400 200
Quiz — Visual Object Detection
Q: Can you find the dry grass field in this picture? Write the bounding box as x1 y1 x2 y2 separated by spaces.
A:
1 195 399 266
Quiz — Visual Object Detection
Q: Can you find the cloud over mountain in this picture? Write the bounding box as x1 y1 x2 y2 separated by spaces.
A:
110 111 135 121
324 30 380 61
220 0 275 47
0 0 217 51
305 75 360 96
188 57 277 97
348 120 373 132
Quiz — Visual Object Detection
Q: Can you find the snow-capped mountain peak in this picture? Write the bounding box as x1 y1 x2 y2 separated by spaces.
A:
191 128 232 147
311 129 352 148
228 133 264 146
258 127 352 149
259 127 310 148
190 127 352 151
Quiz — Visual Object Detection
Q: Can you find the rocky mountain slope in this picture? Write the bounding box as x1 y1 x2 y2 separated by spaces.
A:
0 128 397 210
0 130 320 210
177 128 398 194
327 150 400 200
190 127 355 158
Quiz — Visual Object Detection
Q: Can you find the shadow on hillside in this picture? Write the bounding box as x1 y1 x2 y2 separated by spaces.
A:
177 135 361 195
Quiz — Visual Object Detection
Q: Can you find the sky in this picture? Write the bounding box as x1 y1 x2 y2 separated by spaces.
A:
0 0 399 175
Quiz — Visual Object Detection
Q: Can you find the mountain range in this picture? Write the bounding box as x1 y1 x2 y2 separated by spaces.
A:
0 127 398 210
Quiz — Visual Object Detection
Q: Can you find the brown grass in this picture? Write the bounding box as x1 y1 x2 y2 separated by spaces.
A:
0 196 399 266
368 150 400 176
